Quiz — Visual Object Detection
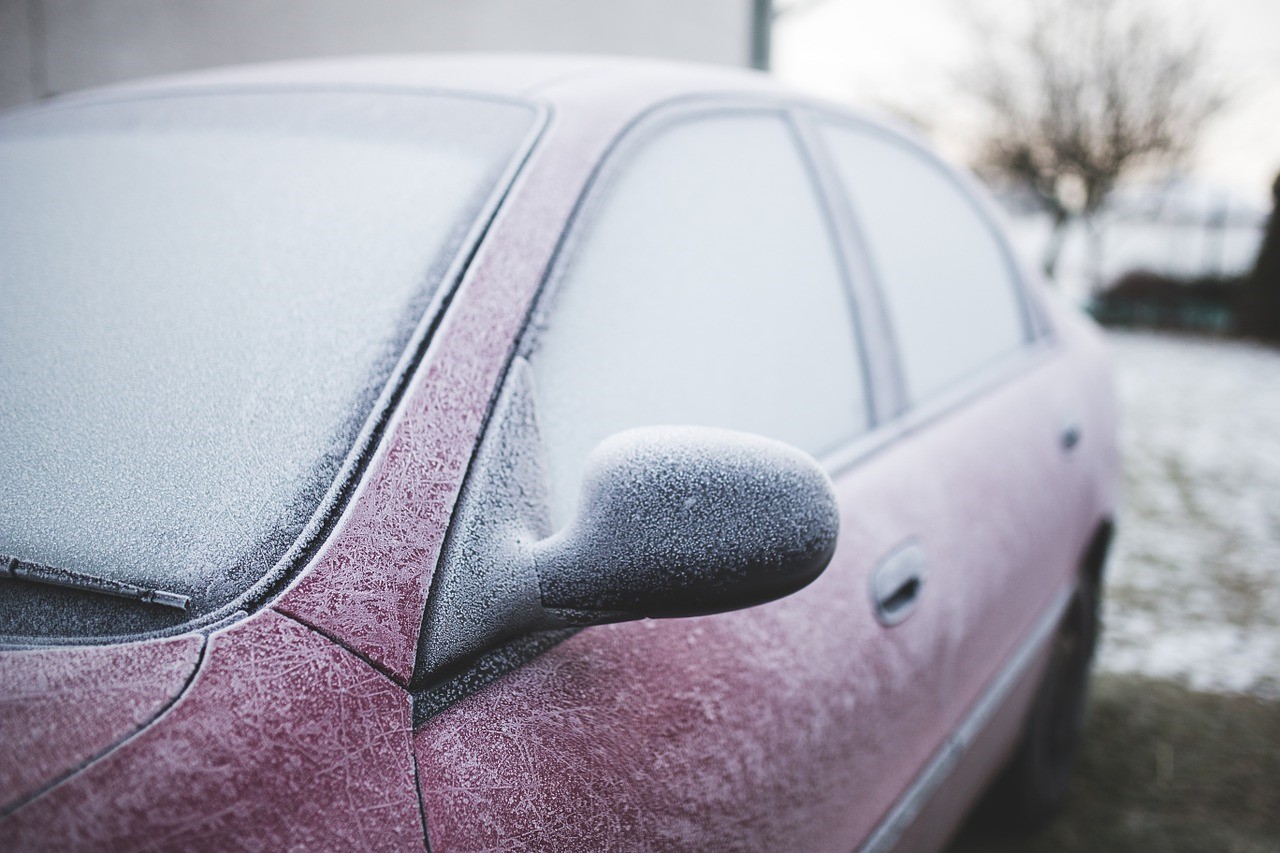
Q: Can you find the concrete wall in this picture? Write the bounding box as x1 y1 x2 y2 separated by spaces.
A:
0 0 756 110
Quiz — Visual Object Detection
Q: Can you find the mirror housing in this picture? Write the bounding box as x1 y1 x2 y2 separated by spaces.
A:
534 426 840 625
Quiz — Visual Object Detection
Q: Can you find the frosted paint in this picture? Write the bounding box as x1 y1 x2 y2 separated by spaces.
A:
0 93 533 631
531 113 868 528
819 123 1028 403
414 293 1115 852
415 359 556 679
274 68 652 683
1 612 424 847
0 633 203 811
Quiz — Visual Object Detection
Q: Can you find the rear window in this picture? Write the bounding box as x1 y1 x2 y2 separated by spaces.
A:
0 91 536 638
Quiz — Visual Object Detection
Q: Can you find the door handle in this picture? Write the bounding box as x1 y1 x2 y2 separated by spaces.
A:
1061 421 1082 452
871 541 926 626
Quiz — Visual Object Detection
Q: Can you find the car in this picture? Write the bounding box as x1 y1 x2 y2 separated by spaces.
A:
0 55 1118 851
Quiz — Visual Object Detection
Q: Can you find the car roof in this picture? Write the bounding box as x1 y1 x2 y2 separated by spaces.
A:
46 53 789 104
13 53 926 162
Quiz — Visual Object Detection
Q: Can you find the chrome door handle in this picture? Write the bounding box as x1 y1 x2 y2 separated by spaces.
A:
871 541 926 626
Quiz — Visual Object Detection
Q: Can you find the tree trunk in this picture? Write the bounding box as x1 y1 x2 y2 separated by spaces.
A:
1083 214 1105 294
1042 209 1072 282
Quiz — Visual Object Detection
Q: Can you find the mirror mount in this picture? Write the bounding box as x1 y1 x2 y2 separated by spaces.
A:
413 360 840 685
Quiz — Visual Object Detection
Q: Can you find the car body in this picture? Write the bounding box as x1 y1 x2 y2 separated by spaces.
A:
0 55 1118 851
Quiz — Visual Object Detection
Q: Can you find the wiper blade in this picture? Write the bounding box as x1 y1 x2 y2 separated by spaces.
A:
2 555 190 611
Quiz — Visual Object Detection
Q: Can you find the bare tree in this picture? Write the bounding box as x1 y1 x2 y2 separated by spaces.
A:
963 0 1223 280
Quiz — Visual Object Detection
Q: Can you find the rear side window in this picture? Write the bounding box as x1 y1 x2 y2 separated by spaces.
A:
818 122 1028 403
530 112 868 527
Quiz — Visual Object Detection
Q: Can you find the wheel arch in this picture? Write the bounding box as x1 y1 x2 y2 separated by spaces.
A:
1080 518 1114 589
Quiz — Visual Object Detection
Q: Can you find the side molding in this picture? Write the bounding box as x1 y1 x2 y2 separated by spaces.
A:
859 585 1073 853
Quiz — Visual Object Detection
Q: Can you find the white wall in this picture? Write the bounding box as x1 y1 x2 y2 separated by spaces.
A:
0 0 755 110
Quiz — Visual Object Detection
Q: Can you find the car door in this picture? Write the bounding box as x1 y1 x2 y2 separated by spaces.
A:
808 115 1099 842
412 104 961 850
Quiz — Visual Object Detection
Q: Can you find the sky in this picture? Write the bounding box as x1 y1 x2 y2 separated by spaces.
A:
773 0 1280 210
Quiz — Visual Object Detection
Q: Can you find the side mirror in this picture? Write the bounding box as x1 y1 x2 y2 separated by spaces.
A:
535 427 840 625
415 361 841 682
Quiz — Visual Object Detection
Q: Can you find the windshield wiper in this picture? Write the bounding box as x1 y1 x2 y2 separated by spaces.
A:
2 555 190 611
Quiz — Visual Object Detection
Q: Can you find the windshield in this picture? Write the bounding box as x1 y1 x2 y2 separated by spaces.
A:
0 90 536 639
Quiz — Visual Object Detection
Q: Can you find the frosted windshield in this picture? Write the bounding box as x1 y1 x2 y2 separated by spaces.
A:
0 92 534 631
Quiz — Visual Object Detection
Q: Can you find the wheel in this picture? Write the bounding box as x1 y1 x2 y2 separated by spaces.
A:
986 572 1100 830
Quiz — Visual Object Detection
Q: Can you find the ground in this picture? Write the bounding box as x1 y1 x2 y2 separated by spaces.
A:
954 329 1280 852
1100 330 1280 698
953 673 1280 852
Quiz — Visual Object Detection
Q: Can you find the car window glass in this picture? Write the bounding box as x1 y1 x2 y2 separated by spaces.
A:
530 112 868 528
819 122 1028 403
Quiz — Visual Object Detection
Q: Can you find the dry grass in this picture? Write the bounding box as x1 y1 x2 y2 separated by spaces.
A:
950 673 1280 852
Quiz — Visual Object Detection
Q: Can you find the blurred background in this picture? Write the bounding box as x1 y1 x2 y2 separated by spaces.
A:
3 1 1276 849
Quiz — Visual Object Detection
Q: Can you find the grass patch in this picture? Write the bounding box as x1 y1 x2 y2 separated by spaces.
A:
951 674 1280 852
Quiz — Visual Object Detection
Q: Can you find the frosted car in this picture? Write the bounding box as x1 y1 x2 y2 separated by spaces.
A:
0 56 1118 850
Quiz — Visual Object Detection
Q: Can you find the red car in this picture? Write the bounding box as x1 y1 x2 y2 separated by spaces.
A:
0 56 1118 850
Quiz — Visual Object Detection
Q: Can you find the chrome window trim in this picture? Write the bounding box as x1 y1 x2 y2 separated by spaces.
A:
821 337 1060 479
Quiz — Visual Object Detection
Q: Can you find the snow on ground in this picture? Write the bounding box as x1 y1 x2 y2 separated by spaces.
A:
1097 330 1280 698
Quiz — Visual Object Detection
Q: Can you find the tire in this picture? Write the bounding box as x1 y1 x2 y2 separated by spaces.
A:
985 572 1100 830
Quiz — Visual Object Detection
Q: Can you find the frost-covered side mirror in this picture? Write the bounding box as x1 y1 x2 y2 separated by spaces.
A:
535 427 840 625
414 360 841 682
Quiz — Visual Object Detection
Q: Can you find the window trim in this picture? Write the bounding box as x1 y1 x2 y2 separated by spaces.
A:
800 110 1057 410
788 109 906 425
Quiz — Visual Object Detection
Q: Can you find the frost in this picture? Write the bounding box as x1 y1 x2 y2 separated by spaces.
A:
0 633 202 810
0 92 533 633
535 424 840 621
1096 331 1280 698
416 359 555 680
530 112 868 530
2 613 423 847
416 359 840 684
819 120 1027 402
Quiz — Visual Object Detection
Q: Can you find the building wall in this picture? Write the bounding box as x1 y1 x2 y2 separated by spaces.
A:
0 0 757 111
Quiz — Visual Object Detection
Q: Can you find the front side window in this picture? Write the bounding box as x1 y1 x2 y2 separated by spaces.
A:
819 122 1029 404
530 111 868 528
0 91 536 637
